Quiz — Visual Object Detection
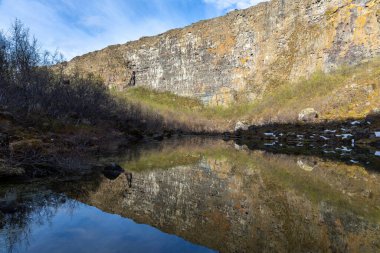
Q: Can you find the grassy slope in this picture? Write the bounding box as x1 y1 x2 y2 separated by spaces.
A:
114 58 380 131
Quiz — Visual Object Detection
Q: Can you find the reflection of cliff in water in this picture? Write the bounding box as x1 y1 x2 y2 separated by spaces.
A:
56 140 380 253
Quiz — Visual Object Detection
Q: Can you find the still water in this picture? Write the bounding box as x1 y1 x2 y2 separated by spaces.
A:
1 138 380 253
0 193 213 253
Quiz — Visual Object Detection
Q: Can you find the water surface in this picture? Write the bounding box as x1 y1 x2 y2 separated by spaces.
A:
1 138 380 253
0 190 213 253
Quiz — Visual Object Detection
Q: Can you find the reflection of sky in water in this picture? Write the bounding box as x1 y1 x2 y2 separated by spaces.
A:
6 201 215 253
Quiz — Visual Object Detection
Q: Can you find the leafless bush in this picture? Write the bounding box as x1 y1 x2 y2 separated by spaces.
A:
0 20 168 133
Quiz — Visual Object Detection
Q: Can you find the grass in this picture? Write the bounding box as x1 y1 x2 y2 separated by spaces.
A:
207 58 380 123
112 87 227 132
112 58 380 131
119 87 203 111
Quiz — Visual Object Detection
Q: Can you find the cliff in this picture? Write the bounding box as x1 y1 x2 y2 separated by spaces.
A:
63 0 380 105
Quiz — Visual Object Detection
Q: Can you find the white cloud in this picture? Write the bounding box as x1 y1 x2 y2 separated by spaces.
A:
0 0 267 60
0 0 190 60
203 0 265 11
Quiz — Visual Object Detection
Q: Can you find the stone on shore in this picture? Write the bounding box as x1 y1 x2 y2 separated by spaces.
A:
298 108 318 122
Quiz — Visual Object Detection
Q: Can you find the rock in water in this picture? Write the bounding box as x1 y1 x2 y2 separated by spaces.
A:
298 108 318 122
103 163 124 180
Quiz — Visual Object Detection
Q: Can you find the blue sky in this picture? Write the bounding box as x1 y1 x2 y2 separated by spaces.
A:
0 0 265 60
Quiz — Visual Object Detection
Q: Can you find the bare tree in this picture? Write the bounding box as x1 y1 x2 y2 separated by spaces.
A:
0 19 172 134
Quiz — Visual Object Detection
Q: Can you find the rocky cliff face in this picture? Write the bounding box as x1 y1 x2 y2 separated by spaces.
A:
64 0 380 105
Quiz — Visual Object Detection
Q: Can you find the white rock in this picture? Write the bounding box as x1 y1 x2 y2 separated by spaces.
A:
298 108 318 122
297 160 314 172
234 121 249 131
342 134 353 139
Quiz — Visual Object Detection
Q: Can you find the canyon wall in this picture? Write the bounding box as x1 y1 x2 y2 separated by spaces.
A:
63 0 380 105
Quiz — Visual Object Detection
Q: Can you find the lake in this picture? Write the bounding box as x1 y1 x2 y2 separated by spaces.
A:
1 138 380 253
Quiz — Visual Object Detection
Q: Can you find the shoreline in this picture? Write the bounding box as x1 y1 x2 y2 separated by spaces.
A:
1 108 379 182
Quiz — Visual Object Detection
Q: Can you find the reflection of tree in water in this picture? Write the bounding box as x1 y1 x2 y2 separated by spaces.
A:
0 187 77 253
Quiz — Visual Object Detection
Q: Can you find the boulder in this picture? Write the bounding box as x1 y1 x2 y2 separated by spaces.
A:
297 159 315 172
103 163 124 180
298 108 318 122
234 121 249 131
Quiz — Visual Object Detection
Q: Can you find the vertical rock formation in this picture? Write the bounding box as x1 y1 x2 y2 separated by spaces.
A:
64 0 380 105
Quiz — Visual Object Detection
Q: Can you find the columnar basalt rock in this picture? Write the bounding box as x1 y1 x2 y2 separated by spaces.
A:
63 0 380 105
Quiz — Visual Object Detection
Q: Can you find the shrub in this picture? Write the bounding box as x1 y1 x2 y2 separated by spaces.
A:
0 20 170 133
